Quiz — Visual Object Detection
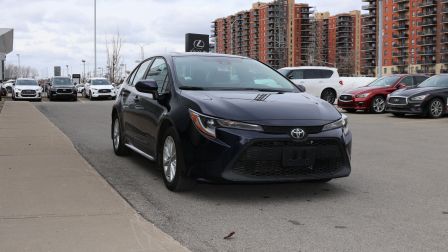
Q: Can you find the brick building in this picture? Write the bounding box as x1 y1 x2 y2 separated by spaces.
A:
361 0 448 76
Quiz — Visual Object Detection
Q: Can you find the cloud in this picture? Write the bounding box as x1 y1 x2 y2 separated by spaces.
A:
0 0 361 78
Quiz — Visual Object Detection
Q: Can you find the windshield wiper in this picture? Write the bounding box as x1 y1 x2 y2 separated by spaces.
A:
179 86 206 90
236 88 290 92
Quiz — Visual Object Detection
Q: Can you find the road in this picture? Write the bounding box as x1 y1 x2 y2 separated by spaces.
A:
35 100 448 252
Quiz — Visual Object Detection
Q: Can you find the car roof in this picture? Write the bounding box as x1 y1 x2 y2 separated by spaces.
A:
279 66 338 71
89 77 108 80
16 78 36 81
159 52 248 59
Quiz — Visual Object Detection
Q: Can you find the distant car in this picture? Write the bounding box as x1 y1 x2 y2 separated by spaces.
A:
277 66 343 104
0 82 6 97
12 78 42 101
47 77 78 101
83 78 116 100
75 83 85 93
338 75 428 113
386 74 448 118
3 79 15 93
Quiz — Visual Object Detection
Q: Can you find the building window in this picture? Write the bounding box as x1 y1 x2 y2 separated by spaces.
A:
384 68 387 74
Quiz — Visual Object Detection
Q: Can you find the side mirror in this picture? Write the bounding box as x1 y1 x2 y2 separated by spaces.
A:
396 83 406 89
135 80 158 97
297 84 306 92
288 75 294 80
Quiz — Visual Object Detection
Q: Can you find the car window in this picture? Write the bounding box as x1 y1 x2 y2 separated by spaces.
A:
303 69 333 79
131 59 152 86
414 76 428 86
146 58 169 94
400 76 413 87
173 56 296 91
290 70 304 79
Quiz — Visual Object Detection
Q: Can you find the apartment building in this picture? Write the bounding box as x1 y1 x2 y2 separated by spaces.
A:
361 0 448 76
212 0 313 69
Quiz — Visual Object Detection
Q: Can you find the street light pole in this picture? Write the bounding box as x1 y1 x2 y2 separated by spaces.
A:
82 60 86 82
377 0 383 77
16 54 20 78
66 65 69 77
138 44 145 62
94 0 97 77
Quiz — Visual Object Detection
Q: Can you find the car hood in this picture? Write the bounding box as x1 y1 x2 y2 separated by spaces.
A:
14 85 41 90
52 85 75 89
390 87 444 97
90 85 113 89
182 90 341 126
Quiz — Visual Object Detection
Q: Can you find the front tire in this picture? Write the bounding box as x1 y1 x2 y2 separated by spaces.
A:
427 98 445 119
159 128 196 192
370 96 386 113
89 91 93 100
321 89 336 104
112 116 130 156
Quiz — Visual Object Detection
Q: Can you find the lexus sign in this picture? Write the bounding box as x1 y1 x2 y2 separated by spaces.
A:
185 33 209 52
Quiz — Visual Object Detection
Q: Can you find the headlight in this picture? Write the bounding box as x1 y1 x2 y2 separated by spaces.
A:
189 109 262 139
355 93 370 98
322 114 349 135
410 94 428 101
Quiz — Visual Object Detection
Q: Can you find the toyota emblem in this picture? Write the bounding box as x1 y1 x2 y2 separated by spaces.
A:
290 128 306 140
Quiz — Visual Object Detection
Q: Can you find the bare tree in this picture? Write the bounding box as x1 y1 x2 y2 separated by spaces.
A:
106 32 123 84
337 50 355 76
4 64 38 79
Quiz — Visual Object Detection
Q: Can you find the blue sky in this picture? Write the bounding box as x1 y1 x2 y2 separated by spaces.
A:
0 0 362 77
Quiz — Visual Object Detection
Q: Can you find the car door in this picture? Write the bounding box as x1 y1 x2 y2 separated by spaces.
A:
132 57 170 157
121 59 153 149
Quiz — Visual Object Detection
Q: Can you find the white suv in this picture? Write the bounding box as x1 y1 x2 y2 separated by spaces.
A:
278 66 342 104
12 78 43 101
83 78 117 100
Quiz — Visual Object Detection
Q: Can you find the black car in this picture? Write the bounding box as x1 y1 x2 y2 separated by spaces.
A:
47 77 77 101
111 53 352 191
386 74 448 118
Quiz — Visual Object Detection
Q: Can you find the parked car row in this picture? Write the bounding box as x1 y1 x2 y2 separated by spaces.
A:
338 74 448 118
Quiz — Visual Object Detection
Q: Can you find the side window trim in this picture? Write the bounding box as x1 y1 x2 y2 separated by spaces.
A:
130 58 154 86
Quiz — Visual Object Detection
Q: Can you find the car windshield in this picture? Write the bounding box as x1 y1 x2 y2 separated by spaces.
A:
173 56 297 92
53 78 72 86
418 75 448 88
16 80 38 86
368 76 401 87
91 79 110 85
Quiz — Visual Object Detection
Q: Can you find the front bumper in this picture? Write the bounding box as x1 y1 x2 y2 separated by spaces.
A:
14 91 42 100
90 90 116 98
338 97 371 110
184 126 352 182
386 99 425 115
50 90 77 99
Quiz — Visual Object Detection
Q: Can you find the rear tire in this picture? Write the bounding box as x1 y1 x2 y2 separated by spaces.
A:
112 116 130 156
427 98 445 119
159 127 196 192
321 89 336 104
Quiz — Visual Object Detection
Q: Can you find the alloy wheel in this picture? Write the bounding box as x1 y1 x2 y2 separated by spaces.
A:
113 118 120 150
163 136 177 183
430 100 443 117
322 90 336 104
372 97 386 113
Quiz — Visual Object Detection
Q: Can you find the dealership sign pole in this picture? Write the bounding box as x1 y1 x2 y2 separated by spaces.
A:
0 28 14 81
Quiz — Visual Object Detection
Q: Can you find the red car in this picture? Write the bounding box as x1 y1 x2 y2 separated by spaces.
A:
337 75 428 113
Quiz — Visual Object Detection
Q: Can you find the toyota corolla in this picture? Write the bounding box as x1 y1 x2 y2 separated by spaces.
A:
111 53 352 191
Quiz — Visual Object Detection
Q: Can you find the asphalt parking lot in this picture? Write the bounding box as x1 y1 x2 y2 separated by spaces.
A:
31 99 448 252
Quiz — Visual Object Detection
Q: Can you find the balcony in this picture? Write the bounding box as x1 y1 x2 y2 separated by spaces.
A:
418 39 436 45
393 15 408 21
393 0 409 3
362 5 376 11
418 50 435 55
393 24 409 30
392 33 408 39
392 42 408 48
419 0 437 7
364 35 376 42
393 60 408 66
392 52 409 57
418 29 437 36
417 59 436 65
417 10 436 17
418 20 437 27
393 6 409 13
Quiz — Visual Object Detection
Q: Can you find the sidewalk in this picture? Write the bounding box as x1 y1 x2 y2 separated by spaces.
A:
0 102 189 252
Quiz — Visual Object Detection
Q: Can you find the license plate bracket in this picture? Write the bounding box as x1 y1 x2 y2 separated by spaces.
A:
282 147 316 167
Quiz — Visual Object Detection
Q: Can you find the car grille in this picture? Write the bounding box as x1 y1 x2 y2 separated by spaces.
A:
339 95 353 101
262 126 323 135
57 88 73 94
232 139 344 178
21 90 36 97
99 89 111 93
388 97 407 105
